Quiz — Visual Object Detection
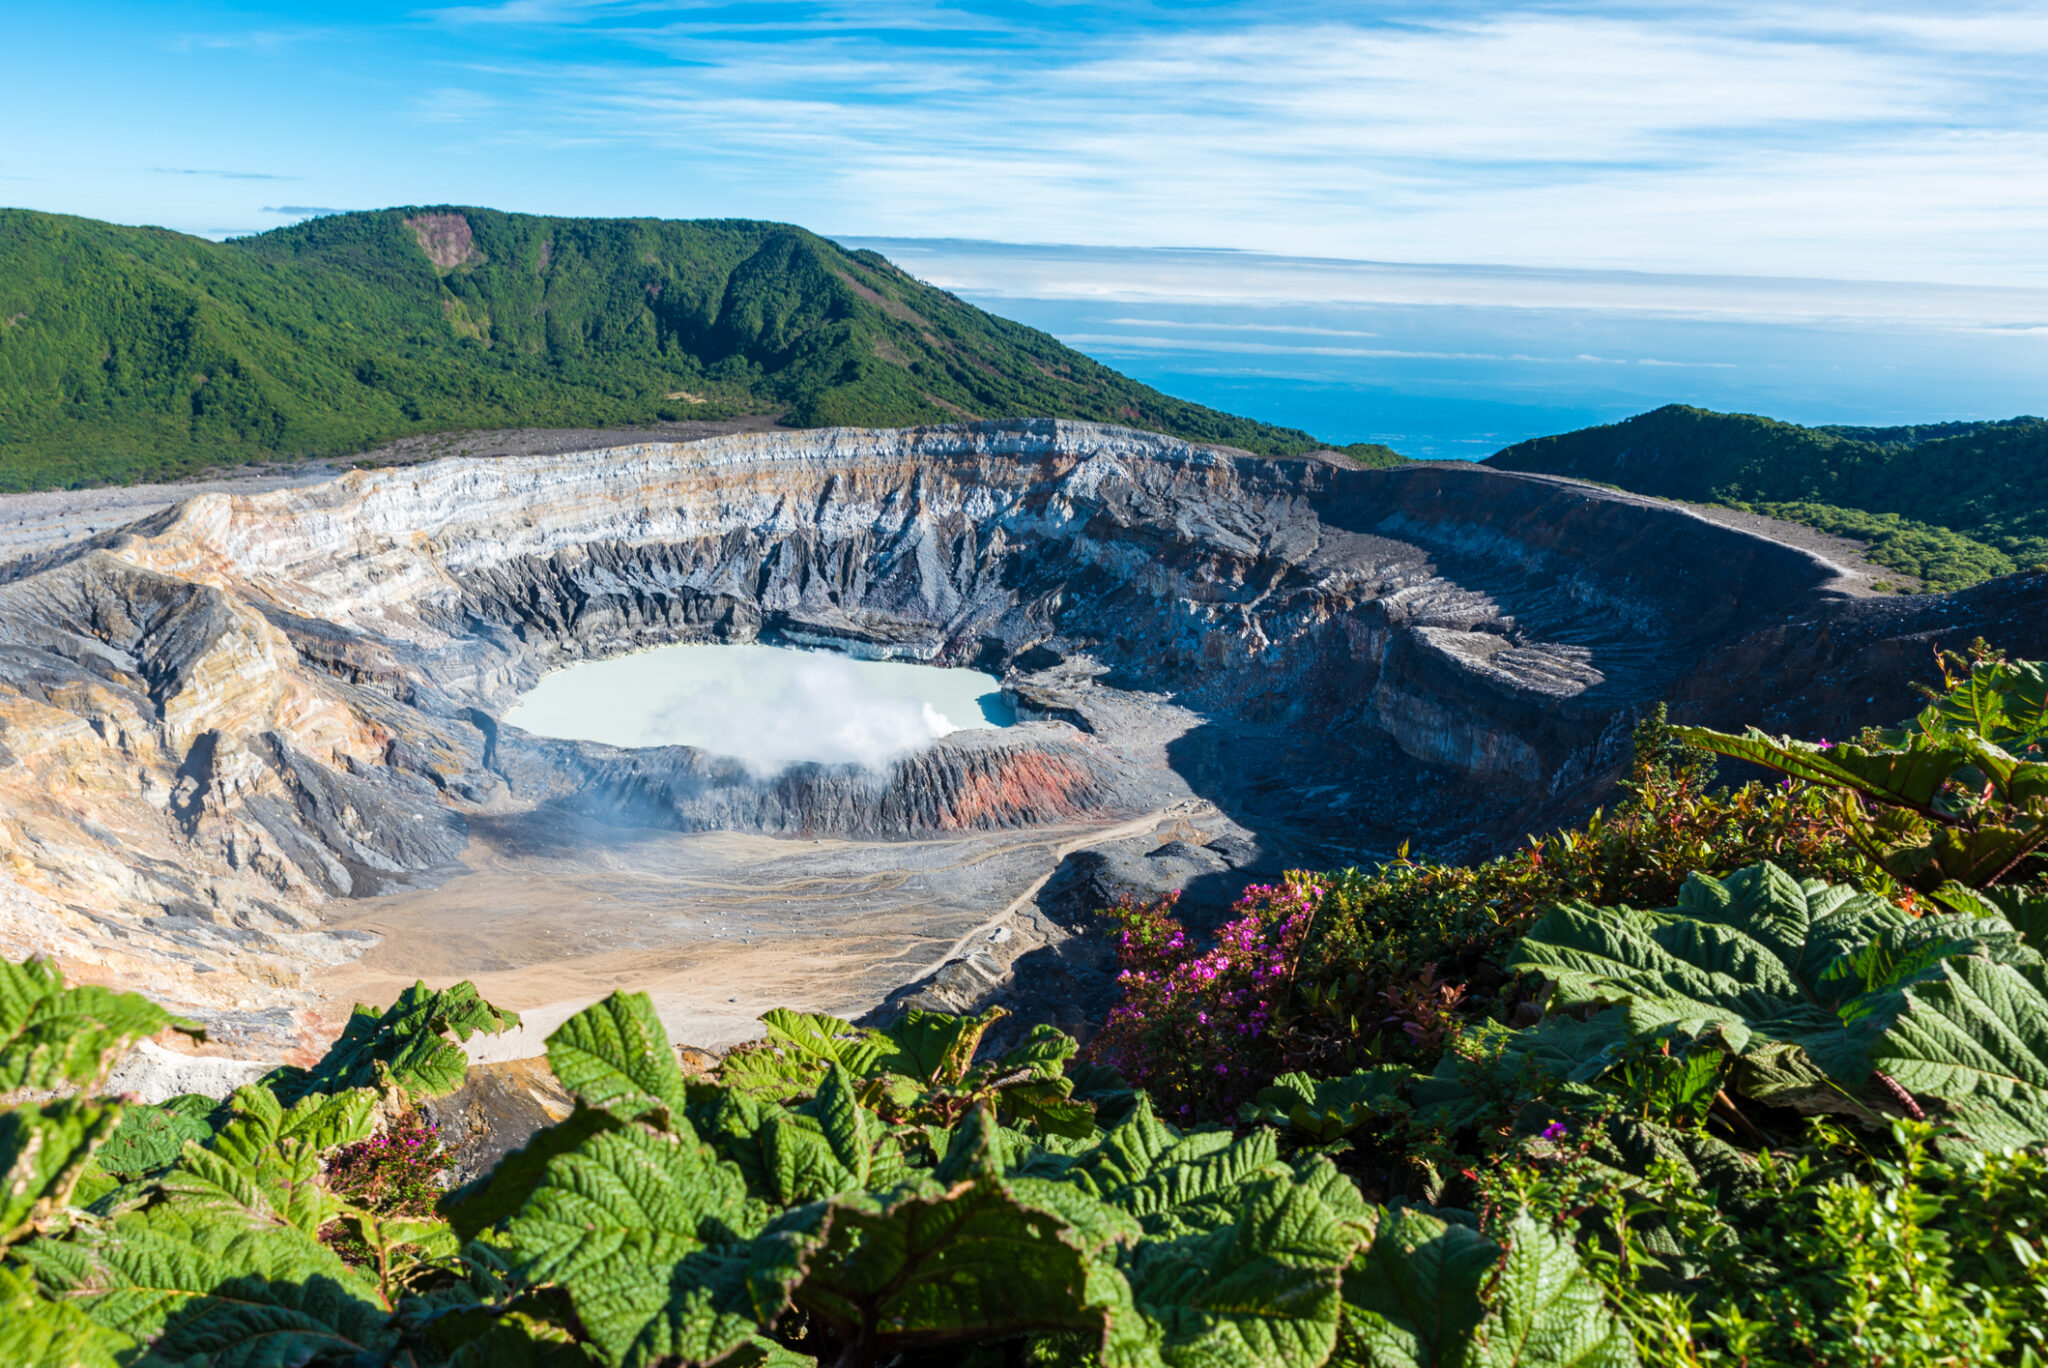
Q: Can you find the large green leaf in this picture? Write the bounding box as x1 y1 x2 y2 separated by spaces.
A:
94 1100 217 1180
870 1006 1009 1086
0 957 202 1093
1337 1211 1635 1368
718 1010 887 1099
0 1100 122 1245
1673 727 1977 819
1340 1206 1495 1368
1117 1168 1355 1368
505 1119 769 1368
1918 659 2048 752
761 1172 1142 1363
441 1104 624 1243
21 1202 398 1366
1457 1216 1636 1367
155 1085 377 1240
1509 861 2048 1143
1246 1067 1414 1147
1870 954 2048 1149
972 1023 1097 1138
545 992 690 1129
692 1065 913 1206
261 979 515 1106
0 1260 134 1368
1506 864 1922 1087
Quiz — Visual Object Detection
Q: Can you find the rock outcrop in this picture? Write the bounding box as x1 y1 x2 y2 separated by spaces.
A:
0 420 2039 1051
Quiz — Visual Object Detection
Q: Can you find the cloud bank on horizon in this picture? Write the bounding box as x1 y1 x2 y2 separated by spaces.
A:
4 0 2046 287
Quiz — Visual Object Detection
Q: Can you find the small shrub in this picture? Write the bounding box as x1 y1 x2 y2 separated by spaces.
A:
321 1110 448 1263
1086 878 1322 1121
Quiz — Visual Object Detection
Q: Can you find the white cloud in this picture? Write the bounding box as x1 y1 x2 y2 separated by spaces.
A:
424 0 2048 283
847 238 2048 332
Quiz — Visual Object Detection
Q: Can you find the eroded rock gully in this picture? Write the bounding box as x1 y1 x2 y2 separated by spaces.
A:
0 420 2040 1056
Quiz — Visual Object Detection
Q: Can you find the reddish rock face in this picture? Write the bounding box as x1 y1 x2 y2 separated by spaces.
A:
405 212 479 271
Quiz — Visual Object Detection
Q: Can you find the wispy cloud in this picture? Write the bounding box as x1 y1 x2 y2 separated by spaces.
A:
154 167 299 181
413 87 501 121
262 205 349 216
166 28 328 54
849 238 2048 332
390 0 2048 283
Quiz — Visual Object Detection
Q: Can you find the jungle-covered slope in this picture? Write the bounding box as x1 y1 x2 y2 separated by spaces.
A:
0 206 1331 489
1487 404 2048 591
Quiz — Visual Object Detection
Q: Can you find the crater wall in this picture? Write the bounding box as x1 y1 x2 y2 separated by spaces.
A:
0 420 2037 1049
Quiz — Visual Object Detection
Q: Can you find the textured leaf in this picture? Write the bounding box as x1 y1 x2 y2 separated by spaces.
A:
1341 1205 1495 1368
1003 1084 1099 1140
1675 727 1976 817
751 1069 910 1205
0 1100 122 1245
546 992 689 1128
0 1260 134 1368
1119 1169 1354 1368
0 957 202 1093
1246 1066 1413 1146
260 979 515 1106
1510 861 2048 1135
441 1104 623 1243
872 1006 1008 1086
1506 863 1920 1088
161 1085 376 1239
765 1172 1142 1361
1982 885 2048 948
1919 660 2048 752
94 1103 216 1179
21 1201 396 1364
211 1086 376 1167
444 1310 603 1368
1871 954 2048 1148
505 1120 768 1367
1457 1216 1637 1367
718 1010 887 1099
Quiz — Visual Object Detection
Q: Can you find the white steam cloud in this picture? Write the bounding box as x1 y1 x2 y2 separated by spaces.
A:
502 644 1007 777
647 653 961 777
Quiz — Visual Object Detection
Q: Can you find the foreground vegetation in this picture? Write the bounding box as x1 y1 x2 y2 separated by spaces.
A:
0 207 1334 489
1487 405 2048 590
4 648 2046 1365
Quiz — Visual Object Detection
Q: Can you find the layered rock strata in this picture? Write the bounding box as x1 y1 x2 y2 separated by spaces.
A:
0 419 2039 1051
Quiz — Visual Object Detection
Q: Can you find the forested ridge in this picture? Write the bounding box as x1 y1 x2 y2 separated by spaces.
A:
0 206 1335 489
1487 404 2048 591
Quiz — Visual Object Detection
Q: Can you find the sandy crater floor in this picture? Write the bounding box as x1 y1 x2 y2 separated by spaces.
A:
312 808 1176 1059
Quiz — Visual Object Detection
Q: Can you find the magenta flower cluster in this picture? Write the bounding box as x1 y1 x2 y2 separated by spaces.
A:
1089 877 1324 1120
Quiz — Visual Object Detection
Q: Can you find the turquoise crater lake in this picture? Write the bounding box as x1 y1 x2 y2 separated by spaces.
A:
501 643 1015 776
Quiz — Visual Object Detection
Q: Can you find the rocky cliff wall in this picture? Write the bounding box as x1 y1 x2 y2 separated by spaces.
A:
0 419 2031 1049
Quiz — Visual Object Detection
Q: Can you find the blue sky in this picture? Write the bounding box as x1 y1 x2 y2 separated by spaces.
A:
8 0 2047 282
5 2 2045 449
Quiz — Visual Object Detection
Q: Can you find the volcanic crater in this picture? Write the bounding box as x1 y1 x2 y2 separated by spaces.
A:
2 419 2041 1061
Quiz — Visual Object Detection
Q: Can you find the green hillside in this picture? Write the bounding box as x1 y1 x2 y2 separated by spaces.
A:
1486 404 2048 591
0 207 1330 490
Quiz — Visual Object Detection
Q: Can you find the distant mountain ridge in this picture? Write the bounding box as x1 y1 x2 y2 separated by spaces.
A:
1487 404 2048 591
0 206 1347 490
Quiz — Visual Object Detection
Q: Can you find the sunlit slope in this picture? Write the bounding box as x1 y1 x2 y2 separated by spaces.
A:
1487 404 2048 590
0 206 1324 489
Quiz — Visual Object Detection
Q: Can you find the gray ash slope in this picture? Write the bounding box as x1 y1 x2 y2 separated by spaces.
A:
0 419 2040 1051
